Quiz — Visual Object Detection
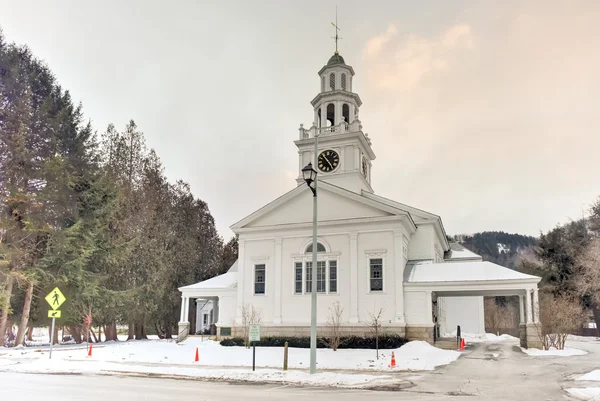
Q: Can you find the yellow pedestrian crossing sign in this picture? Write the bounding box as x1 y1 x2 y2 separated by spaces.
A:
48 310 62 318
45 287 66 310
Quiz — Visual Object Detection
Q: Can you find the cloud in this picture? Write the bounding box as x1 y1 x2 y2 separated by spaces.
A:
363 23 474 91
359 3 600 236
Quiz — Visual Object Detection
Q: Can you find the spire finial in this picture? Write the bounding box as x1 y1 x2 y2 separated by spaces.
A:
331 6 342 54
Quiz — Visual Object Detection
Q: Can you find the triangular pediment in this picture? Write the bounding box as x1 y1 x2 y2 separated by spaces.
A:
231 182 415 231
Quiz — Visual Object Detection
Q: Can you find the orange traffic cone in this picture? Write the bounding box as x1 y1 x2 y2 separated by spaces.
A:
389 351 396 368
460 338 465 350
194 347 199 362
87 343 93 357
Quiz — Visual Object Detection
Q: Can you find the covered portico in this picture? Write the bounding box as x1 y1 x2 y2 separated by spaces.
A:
177 263 238 341
404 260 543 348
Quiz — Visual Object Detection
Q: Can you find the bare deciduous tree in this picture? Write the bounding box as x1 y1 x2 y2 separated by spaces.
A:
484 298 517 335
240 304 262 348
323 301 344 351
575 237 600 335
365 304 386 360
535 292 584 350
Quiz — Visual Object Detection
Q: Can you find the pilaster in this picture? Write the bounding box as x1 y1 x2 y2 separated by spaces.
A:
349 232 359 323
236 239 245 323
393 230 406 324
273 238 283 324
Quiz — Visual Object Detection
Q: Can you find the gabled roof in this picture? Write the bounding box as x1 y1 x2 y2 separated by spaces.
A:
404 260 540 283
230 181 417 232
444 243 483 262
362 191 450 250
178 272 237 291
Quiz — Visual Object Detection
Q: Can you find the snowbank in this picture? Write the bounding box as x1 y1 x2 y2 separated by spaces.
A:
1 337 461 373
566 387 600 400
443 331 518 343
0 358 393 388
577 370 600 382
521 347 588 357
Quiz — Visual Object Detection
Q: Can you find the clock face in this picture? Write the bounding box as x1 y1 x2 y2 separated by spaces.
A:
362 157 368 177
318 150 339 172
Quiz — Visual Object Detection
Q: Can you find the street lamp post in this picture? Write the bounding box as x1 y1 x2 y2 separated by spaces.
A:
301 131 319 375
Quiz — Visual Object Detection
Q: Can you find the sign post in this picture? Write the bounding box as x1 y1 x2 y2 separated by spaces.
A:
249 324 261 371
45 287 66 359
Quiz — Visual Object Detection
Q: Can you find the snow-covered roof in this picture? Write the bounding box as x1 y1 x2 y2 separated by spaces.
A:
404 260 540 283
445 243 482 262
179 272 237 291
227 260 238 272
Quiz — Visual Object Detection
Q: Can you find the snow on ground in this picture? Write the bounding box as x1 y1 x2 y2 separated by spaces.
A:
0 358 393 388
521 347 588 357
443 331 519 343
565 387 600 400
577 370 600 382
0 337 460 372
0 338 462 387
568 335 600 343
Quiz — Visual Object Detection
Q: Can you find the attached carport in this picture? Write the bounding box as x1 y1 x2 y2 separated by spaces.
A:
404 260 543 348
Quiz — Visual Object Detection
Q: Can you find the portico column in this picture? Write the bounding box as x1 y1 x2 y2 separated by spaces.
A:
533 288 540 323
349 233 359 323
526 290 533 323
519 295 525 324
213 298 219 325
183 297 190 323
393 230 405 323
179 295 186 322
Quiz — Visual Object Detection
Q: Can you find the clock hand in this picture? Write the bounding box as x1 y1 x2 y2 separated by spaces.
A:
324 157 333 168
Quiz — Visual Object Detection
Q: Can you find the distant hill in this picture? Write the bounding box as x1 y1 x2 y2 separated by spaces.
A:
451 231 539 270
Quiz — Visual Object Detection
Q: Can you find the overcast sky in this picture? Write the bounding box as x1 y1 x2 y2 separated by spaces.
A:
1 0 599 240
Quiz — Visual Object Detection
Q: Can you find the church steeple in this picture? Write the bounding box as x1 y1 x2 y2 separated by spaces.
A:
294 44 376 194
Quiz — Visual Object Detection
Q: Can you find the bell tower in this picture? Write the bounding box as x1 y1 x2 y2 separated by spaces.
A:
294 48 376 194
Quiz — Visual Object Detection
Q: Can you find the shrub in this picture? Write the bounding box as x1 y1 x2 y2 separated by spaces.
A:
220 334 408 349
220 337 245 347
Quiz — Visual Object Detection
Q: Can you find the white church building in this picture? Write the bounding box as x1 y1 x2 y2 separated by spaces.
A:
179 50 543 348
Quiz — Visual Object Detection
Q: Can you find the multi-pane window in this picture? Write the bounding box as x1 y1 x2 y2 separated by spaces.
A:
305 242 326 253
254 264 265 294
297 259 337 294
329 261 337 293
369 258 383 291
329 73 335 90
295 262 303 294
305 262 313 293
316 261 326 293
341 73 346 90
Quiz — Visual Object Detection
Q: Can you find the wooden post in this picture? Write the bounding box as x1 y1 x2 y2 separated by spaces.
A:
283 341 288 371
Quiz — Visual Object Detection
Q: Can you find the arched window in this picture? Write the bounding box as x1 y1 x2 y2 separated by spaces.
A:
326 103 335 126
329 73 335 90
321 76 325 92
342 104 350 123
305 242 326 253
341 73 346 90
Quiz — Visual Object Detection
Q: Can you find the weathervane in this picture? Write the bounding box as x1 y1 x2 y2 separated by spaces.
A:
331 6 342 54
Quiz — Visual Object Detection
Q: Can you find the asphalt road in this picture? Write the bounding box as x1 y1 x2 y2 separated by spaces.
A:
3 339 599 400
0 371 464 401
